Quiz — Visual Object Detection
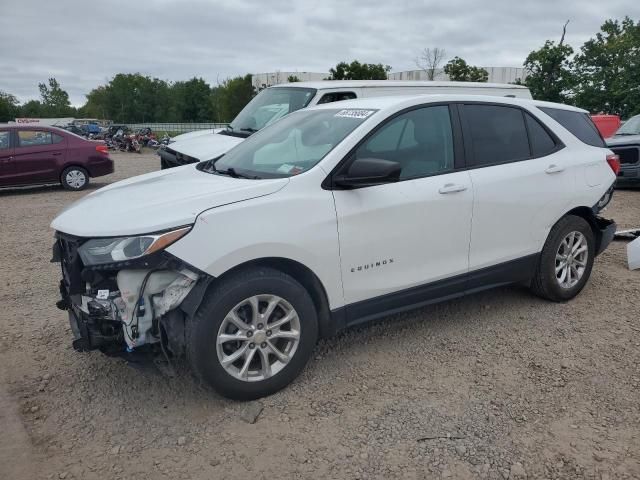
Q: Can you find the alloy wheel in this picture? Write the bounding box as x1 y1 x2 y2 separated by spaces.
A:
216 295 301 382
555 231 588 289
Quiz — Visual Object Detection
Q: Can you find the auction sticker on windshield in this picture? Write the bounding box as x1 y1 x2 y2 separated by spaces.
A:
334 109 376 119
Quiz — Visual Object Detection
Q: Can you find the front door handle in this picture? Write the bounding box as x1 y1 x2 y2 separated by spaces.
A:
545 164 565 174
438 183 468 194
52 152 62 156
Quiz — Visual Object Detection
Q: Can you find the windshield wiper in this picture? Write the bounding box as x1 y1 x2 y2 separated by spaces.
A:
239 127 258 133
615 132 635 136
215 167 260 179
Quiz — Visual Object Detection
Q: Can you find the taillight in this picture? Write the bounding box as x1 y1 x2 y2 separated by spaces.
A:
96 144 109 155
606 153 620 175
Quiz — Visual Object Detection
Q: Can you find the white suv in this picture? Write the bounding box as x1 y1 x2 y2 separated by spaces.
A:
52 95 618 399
159 80 532 168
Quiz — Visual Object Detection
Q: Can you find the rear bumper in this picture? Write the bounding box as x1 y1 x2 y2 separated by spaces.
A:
87 157 114 178
595 217 616 256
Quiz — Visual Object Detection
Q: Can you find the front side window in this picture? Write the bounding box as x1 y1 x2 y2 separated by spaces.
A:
0 131 9 149
464 105 530 166
539 107 605 147
317 91 357 104
203 108 376 179
353 106 454 180
18 130 53 147
227 87 316 134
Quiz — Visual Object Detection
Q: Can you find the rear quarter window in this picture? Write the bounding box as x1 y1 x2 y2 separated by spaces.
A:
539 107 605 147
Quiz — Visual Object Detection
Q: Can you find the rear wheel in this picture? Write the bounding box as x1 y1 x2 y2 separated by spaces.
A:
188 267 318 400
531 215 595 301
61 166 89 191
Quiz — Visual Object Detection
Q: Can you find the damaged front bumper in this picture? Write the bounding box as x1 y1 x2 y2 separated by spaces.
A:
53 233 211 355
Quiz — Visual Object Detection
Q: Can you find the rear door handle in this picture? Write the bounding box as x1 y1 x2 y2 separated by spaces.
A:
545 164 565 174
438 183 468 194
52 152 62 156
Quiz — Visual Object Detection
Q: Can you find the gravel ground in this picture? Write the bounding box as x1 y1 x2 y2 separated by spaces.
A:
0 151 639 480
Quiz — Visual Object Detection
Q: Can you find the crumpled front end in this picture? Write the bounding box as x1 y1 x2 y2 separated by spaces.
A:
52 233 208 356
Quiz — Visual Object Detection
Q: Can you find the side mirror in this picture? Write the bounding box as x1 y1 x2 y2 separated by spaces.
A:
333 158 401 189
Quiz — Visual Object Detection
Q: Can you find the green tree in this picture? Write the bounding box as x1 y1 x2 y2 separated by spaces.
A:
573 17 640 117
0 91 20 122
20 100 45 117
217 74 255 122
38 78 74 116
443 57 489 82
522 21 575 102
287 75 301 82
171 77 214 122
328 61 391 80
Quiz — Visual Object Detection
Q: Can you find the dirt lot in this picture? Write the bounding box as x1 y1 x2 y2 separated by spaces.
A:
0 151 639 480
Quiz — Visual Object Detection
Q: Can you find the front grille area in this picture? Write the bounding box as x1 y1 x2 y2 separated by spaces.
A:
612 146 639 165
56 234 85 295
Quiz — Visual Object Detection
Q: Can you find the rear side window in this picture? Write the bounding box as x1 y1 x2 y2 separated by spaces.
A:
317 91 357 104
0 131 9 149
525 113 557 157
18 130 52 147
464 105 530 166
539 107 605 147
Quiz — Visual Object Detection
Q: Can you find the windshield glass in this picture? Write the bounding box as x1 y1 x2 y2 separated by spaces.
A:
202 108 377 179
616 115 640 135
228 87 316 133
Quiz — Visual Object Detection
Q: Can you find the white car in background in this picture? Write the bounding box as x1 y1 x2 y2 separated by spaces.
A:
52 94 617 400
158 80 532 168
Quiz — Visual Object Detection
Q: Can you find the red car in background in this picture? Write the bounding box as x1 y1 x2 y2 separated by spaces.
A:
0 125 113 190
590 114 621 139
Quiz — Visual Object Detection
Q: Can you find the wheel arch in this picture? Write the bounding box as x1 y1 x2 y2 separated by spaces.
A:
562 206 604 253
208 257 336 339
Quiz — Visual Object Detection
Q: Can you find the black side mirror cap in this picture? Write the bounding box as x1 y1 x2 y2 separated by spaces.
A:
332 158 401 189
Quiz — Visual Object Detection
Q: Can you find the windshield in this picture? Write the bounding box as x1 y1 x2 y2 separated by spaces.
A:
201 108 377 179
227 87 316 134
616 115 640 136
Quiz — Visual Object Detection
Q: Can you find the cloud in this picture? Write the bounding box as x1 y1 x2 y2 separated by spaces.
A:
0 0 634 106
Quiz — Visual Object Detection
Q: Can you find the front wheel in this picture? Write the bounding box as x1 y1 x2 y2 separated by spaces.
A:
61 166 89 191
188 267 318 400
530 215 595 302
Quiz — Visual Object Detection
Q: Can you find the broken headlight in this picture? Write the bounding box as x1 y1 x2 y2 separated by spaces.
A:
78 227 191 266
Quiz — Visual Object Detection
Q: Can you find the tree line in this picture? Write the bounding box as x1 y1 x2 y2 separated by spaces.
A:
0 16 637 123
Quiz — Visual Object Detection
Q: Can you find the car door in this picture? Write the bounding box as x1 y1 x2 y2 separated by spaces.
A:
459 103 573 275
331 104 474 317
0 129 14 186
11 129 65 185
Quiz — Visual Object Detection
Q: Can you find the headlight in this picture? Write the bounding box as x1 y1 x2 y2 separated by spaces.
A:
78 227 191 266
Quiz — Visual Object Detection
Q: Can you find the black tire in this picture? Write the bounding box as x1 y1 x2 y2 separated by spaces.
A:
60 166 89 191
530 215 595 302
187 267 319 400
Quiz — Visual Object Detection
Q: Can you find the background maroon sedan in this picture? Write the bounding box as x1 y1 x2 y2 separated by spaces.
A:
0 125 113 190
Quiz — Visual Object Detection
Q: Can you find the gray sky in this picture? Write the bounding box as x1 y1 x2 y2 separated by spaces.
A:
1 0 636 106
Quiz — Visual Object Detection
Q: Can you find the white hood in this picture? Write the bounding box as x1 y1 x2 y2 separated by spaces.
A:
51 165 288 237
170 131 244 161
169 128 218 143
